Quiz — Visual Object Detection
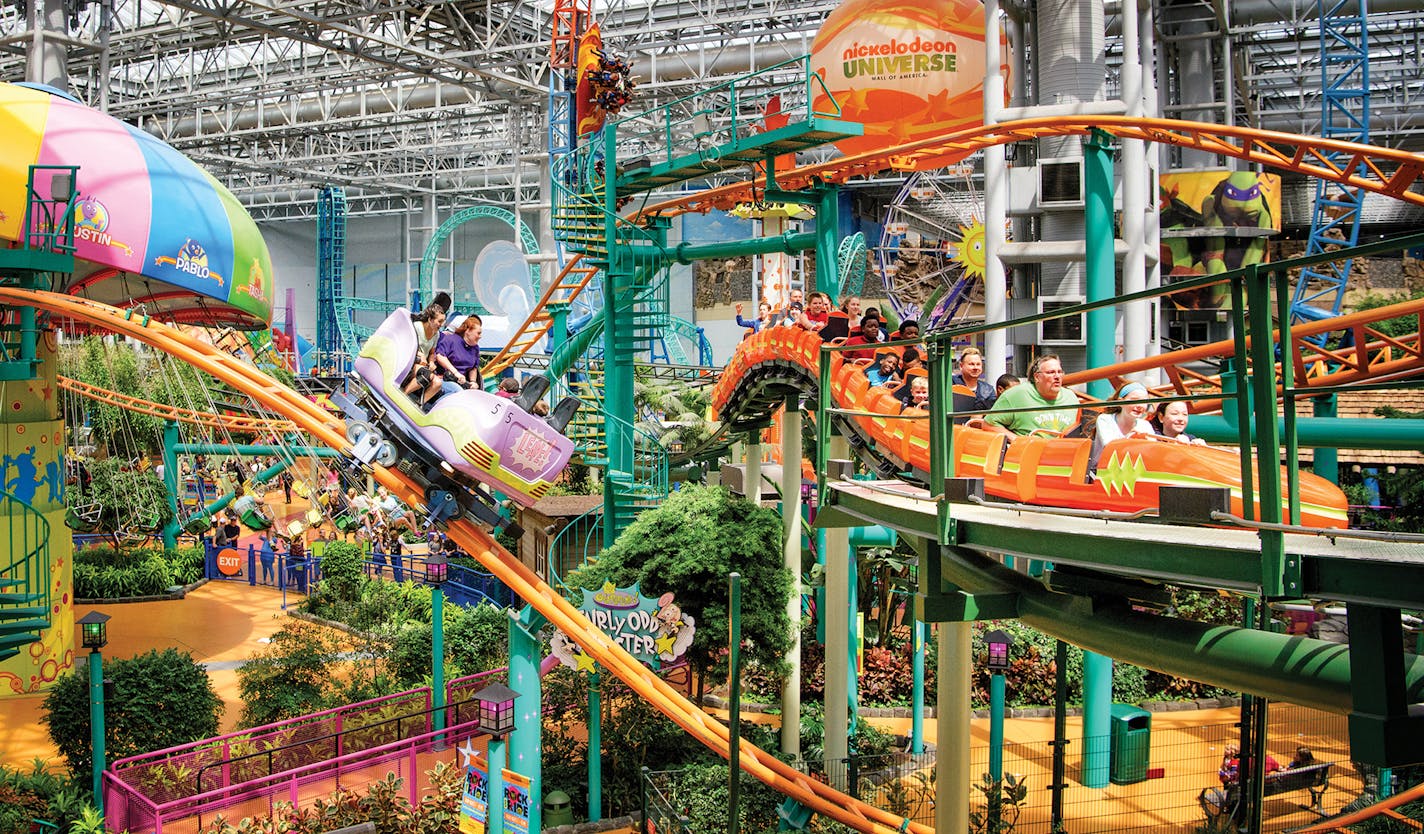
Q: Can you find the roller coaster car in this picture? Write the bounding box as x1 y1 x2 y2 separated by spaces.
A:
350 308 574 510
716 326 1351 529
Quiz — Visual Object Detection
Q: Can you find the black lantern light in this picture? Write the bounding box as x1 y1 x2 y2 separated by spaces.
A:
984 628 1013 672
473 682 519 739
78 611 111 651
424 551 448 586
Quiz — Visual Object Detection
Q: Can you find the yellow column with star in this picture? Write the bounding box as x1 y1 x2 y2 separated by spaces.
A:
0 328 75 696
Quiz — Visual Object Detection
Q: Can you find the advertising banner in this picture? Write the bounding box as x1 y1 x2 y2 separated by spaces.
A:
1159 170 1281 308
458 755 489 834
810 0 1008 166
501 768 532 834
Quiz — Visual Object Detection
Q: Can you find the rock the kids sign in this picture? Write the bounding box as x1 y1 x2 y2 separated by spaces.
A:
552 583 695 670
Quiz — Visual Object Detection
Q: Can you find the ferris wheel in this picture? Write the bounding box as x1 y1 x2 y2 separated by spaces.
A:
873 163 995 331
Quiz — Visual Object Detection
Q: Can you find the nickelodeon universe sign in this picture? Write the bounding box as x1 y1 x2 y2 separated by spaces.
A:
840 35 960 80
810 0 1003 161
554 582 695 668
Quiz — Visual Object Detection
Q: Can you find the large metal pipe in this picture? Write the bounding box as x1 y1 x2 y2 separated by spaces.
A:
930 542 1424 713
983 0 1009 377
1191 414 1424 450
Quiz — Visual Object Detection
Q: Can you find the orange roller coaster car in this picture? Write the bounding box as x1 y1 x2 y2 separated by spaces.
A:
711 327 1349 529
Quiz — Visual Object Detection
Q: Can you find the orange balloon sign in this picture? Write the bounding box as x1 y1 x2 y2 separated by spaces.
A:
810 0 1006 166
216 547 241 577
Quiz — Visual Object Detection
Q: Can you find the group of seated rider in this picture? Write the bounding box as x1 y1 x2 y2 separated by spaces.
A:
398 292 486 411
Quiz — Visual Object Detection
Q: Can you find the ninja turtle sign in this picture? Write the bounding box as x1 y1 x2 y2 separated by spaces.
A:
552 582 695 670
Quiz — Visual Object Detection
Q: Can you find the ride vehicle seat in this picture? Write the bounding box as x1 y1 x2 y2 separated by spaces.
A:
353 308 575 507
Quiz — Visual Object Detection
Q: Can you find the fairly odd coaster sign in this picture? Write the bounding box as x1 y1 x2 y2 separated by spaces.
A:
552 582 695 671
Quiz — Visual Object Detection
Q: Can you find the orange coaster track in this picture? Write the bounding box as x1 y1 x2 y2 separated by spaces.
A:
1292 777 1424 833
634 116 1424 218
57 375 299 435
3 287 928 834
1063 296 1424 413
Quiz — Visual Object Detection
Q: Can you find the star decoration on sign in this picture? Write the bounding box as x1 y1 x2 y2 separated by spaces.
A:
655 633 677 656
458 740 479 767
574 650 597 673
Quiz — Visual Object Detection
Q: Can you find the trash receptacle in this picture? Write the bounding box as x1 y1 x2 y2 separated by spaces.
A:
543 790 574 827
1109 703 1151 785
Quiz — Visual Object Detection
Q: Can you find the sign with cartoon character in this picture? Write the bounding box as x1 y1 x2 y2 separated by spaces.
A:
551 583 695 671
1159 170 1281 309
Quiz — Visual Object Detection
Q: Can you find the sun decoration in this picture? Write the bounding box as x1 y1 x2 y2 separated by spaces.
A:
949 218 989 279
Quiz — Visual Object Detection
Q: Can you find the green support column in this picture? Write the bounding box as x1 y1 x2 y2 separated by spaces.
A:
814 186 842 297
1081 127 1117 791
89 649 105 812
1245 263 1287 596
1346 604 1421 766
1084 128 1117 385
1312 395 1338 483
548 301 569 357
509 606 545 831
822 441 851 784
588 670 602 820
911 606 926 754
601 123 638 547
432 586 445 735
488 737 507 834
160 420 181 549
936 616 972 833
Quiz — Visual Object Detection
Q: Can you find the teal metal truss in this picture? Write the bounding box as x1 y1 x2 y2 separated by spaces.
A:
316 185 348 368
331 204 540 359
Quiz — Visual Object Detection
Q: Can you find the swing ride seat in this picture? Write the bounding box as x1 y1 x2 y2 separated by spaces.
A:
352 307 574 508
239 510 272 531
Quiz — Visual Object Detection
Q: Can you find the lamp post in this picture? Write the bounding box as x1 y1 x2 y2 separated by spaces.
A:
984 629 1013 783
425 552 448 736
78 611 110 813
475 682 520 834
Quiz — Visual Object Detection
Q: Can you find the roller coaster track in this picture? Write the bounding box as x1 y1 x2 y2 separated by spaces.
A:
482 253 599 379
57 375 298 435
634 116 1424 219
2 287 929 834
1293 778 1424 832
1063 295 1424 413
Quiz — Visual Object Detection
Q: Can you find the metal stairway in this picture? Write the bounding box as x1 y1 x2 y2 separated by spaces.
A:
0 488 52 663
1289 0 1371 336
551 148 670 542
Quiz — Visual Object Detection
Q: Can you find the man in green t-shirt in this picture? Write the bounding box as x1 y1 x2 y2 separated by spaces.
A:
977 354 1081 435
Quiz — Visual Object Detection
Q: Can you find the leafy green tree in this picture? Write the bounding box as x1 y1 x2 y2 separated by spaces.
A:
567 485 793 701
42 648 222 778
634 379 715 453
316 541 364 603
235 621 346 727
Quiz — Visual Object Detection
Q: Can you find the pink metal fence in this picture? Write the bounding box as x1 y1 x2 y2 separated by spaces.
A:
101 660 691 834
103 671 504 834
103 715 482 834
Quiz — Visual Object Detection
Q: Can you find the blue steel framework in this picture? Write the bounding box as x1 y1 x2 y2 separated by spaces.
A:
1290 0 1370 332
